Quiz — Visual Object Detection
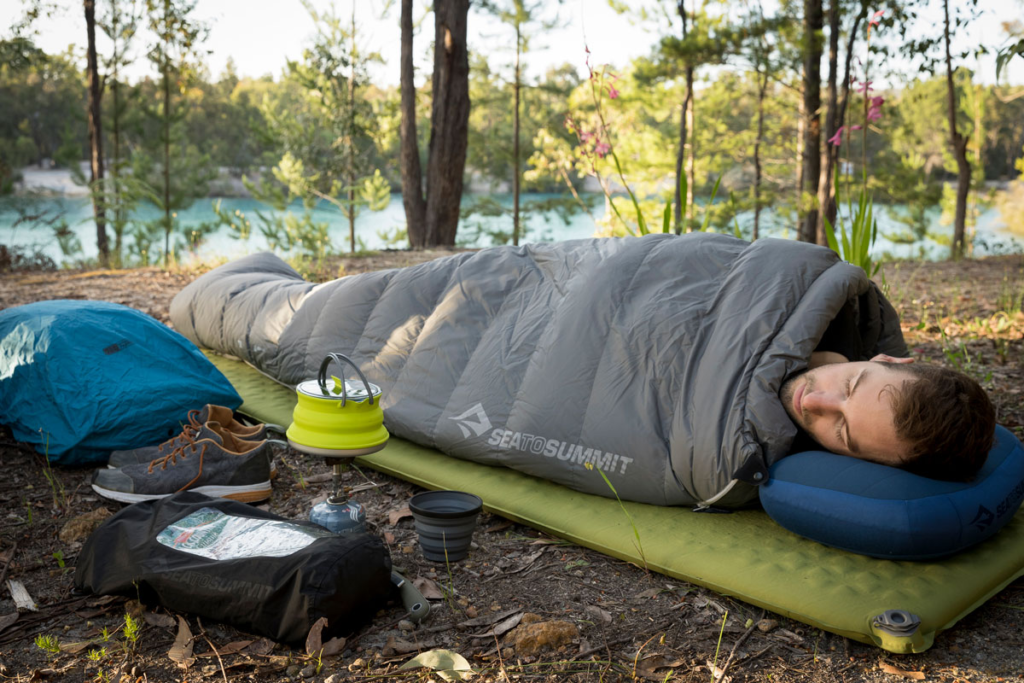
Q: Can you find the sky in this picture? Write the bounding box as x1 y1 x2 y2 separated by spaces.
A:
3 0 1022 89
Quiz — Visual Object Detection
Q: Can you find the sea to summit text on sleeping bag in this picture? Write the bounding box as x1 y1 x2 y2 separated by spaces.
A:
486 428 634 474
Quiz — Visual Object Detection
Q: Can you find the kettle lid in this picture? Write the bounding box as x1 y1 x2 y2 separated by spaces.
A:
297 377 382 402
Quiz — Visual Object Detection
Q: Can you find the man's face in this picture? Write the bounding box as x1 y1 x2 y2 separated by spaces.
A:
779 361 915 466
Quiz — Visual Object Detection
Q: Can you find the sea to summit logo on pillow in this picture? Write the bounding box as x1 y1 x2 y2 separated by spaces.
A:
449 403 492 438
970 505 995 532
103 339 132 355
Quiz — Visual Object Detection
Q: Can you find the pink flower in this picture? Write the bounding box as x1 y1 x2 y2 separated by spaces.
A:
851 124 863 131
869 9 884 28
828 126 845 146
867 105 883 122
871 96 885 107
856 80 873 93
594 141 611 157
580 131 594 143
608 86 620 99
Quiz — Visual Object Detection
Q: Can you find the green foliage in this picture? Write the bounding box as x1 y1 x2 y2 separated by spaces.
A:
34 633 61 657
122 613 141 645
586 461 647 572
996 38 1024 82
132 0 216 266
2 4 1024 257
823 175 881 278
244 1 391 254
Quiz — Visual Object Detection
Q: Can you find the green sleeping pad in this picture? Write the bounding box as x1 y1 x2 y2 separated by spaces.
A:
204 351 1024 654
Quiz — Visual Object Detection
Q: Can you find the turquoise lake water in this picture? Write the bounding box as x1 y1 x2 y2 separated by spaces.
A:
1 193 1020 266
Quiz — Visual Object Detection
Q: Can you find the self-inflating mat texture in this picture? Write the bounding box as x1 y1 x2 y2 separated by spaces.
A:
206 352 1024 654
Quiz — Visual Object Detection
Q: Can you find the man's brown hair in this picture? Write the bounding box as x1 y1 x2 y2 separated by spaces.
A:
886 363 995 481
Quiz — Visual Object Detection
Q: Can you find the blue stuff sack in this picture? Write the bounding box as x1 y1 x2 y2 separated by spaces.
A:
0 300 241 465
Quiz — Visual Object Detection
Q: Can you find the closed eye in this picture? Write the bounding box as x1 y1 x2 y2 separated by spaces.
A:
834 376 853 450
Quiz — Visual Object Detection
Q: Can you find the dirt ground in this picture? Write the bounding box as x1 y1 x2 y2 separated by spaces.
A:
1 248 1024 683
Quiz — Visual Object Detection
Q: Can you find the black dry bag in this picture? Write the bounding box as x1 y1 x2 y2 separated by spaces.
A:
74 491 393 645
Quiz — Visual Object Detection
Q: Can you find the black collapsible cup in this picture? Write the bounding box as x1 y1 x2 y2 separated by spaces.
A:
408 490 483 562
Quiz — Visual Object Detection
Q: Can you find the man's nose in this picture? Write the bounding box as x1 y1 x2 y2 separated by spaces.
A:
802 390 843 414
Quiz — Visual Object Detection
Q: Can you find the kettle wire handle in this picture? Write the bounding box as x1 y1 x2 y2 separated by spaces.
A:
317 353 376 406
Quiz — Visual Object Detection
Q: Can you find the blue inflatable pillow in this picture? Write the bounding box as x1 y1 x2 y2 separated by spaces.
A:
760 425 1024 561
0 300 241 466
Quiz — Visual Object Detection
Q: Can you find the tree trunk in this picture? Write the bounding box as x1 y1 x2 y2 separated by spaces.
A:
944 0 970 260
673 97 686 232
800 0 824 243
399 0 426 247
673 0 688 233
796 96 804 234
512 22 521 246
423 0 471 247
161 0 171 266
111 4 124 266
85 0 109 267
347 1 356 253
816 6 863 245
753 72 767 241
685 65 695 224
815 0 840 246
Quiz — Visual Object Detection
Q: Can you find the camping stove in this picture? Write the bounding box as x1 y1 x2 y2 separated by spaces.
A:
286 353 389 535
309 463 367 534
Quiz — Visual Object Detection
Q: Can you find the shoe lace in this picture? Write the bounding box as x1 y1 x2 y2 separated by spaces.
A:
149 430 207 473
156 410 203 452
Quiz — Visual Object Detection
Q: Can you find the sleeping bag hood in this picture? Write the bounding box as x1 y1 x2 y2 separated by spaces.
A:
170 234 907 508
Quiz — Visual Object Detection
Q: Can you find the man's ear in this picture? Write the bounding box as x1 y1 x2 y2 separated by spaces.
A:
870 353 915 364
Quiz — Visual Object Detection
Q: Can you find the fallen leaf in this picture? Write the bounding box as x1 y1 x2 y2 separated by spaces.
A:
458 608 521 628
470 612 523 639
387 635 422 654
413 577 445 600
7 580 37 612
520 548 546 567
389 505 412 525
635 588 662 600
879 660 926 680
246 638 275 656
383 531 396 545
86 595 121 607
144 611 176 628
584 605 612 624
705 660 731 683
399 649 476 682
637 654 684 680
306 617 328 657
322 636 346 657
59 640 95 654
168 616 195 669
484 520 513 534
0 612 18 633
305 473 333 483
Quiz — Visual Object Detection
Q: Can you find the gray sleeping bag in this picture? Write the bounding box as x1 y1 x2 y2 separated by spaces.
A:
169 234 907 508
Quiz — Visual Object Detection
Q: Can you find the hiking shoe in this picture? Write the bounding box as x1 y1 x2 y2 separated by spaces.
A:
107 404 276 477
92 422 272 504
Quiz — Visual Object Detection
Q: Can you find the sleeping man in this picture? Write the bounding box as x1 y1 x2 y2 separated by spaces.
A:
170 232 1000 509
781 351 995 482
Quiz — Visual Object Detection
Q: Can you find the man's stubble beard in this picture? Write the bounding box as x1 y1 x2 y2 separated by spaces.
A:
780 368 815 427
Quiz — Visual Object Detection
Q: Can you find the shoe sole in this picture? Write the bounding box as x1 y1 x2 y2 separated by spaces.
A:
108 461 279 480
91 481 273 504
